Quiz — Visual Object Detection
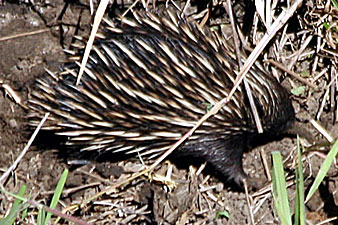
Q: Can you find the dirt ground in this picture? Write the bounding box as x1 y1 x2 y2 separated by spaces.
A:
0 1 338 224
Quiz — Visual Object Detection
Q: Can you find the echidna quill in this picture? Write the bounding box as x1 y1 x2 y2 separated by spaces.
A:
28 11 295 186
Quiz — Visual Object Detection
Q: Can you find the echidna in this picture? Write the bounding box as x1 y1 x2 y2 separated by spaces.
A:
28 11 295 186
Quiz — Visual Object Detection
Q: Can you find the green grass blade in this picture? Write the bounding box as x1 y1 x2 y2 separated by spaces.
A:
305 139 338 202
20 203 29 225
331 0 338 10
37 207 46 225
294 136 306 225
272 151 292 225
0 185 27 225
215 210 230 219
44 168 69 225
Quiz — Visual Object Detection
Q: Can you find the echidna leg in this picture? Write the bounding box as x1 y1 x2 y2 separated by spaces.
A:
204 136 248 186
202 135 266 189
179 135 249 187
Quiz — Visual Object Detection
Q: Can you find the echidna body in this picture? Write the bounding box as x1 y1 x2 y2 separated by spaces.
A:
28 11 295 185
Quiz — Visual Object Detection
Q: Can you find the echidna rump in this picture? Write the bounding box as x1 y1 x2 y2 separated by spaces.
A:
28 11 295 186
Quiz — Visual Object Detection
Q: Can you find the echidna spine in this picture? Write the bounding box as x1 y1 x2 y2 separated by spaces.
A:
28 11 295 185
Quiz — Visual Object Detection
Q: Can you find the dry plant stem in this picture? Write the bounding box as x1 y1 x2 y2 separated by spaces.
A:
312 67 328 83
322 48 338 57
330 67 337 121
310 120 334 142
225 0 263 133
265 59 317 89
168 0 182 11
316 217 338 225
77 168 115 184
76 0 109 85
260 149 271 181
41 182 101 196
23 198 91 225
252 193 270 215
288 35 313 69
0 113 50 185
228 0 303 98
316 65 337 122
226 1 262 223
180 0 191 17
252 179 295 200
256 207 272 224
251 185 273 198
122 0 140 17
317 88 330 120
244 179 255 225
224 0 241 66
199 7 210 27
195 162 206 176
0 82 28 109
312 25 321 73
278 25 288 55
0 28 49 42
1 84 21 104
89 0 94 14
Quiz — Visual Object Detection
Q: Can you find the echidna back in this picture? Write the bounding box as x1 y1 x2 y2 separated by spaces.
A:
28 11 294 184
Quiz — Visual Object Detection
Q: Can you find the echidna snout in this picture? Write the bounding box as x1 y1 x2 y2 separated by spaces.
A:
28 11 295 187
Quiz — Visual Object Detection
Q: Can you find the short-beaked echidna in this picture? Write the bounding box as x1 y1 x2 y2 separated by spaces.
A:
28 11 295 186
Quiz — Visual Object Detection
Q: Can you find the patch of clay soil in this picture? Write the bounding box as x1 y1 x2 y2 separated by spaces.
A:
0 3 64 189
0 1 338 225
